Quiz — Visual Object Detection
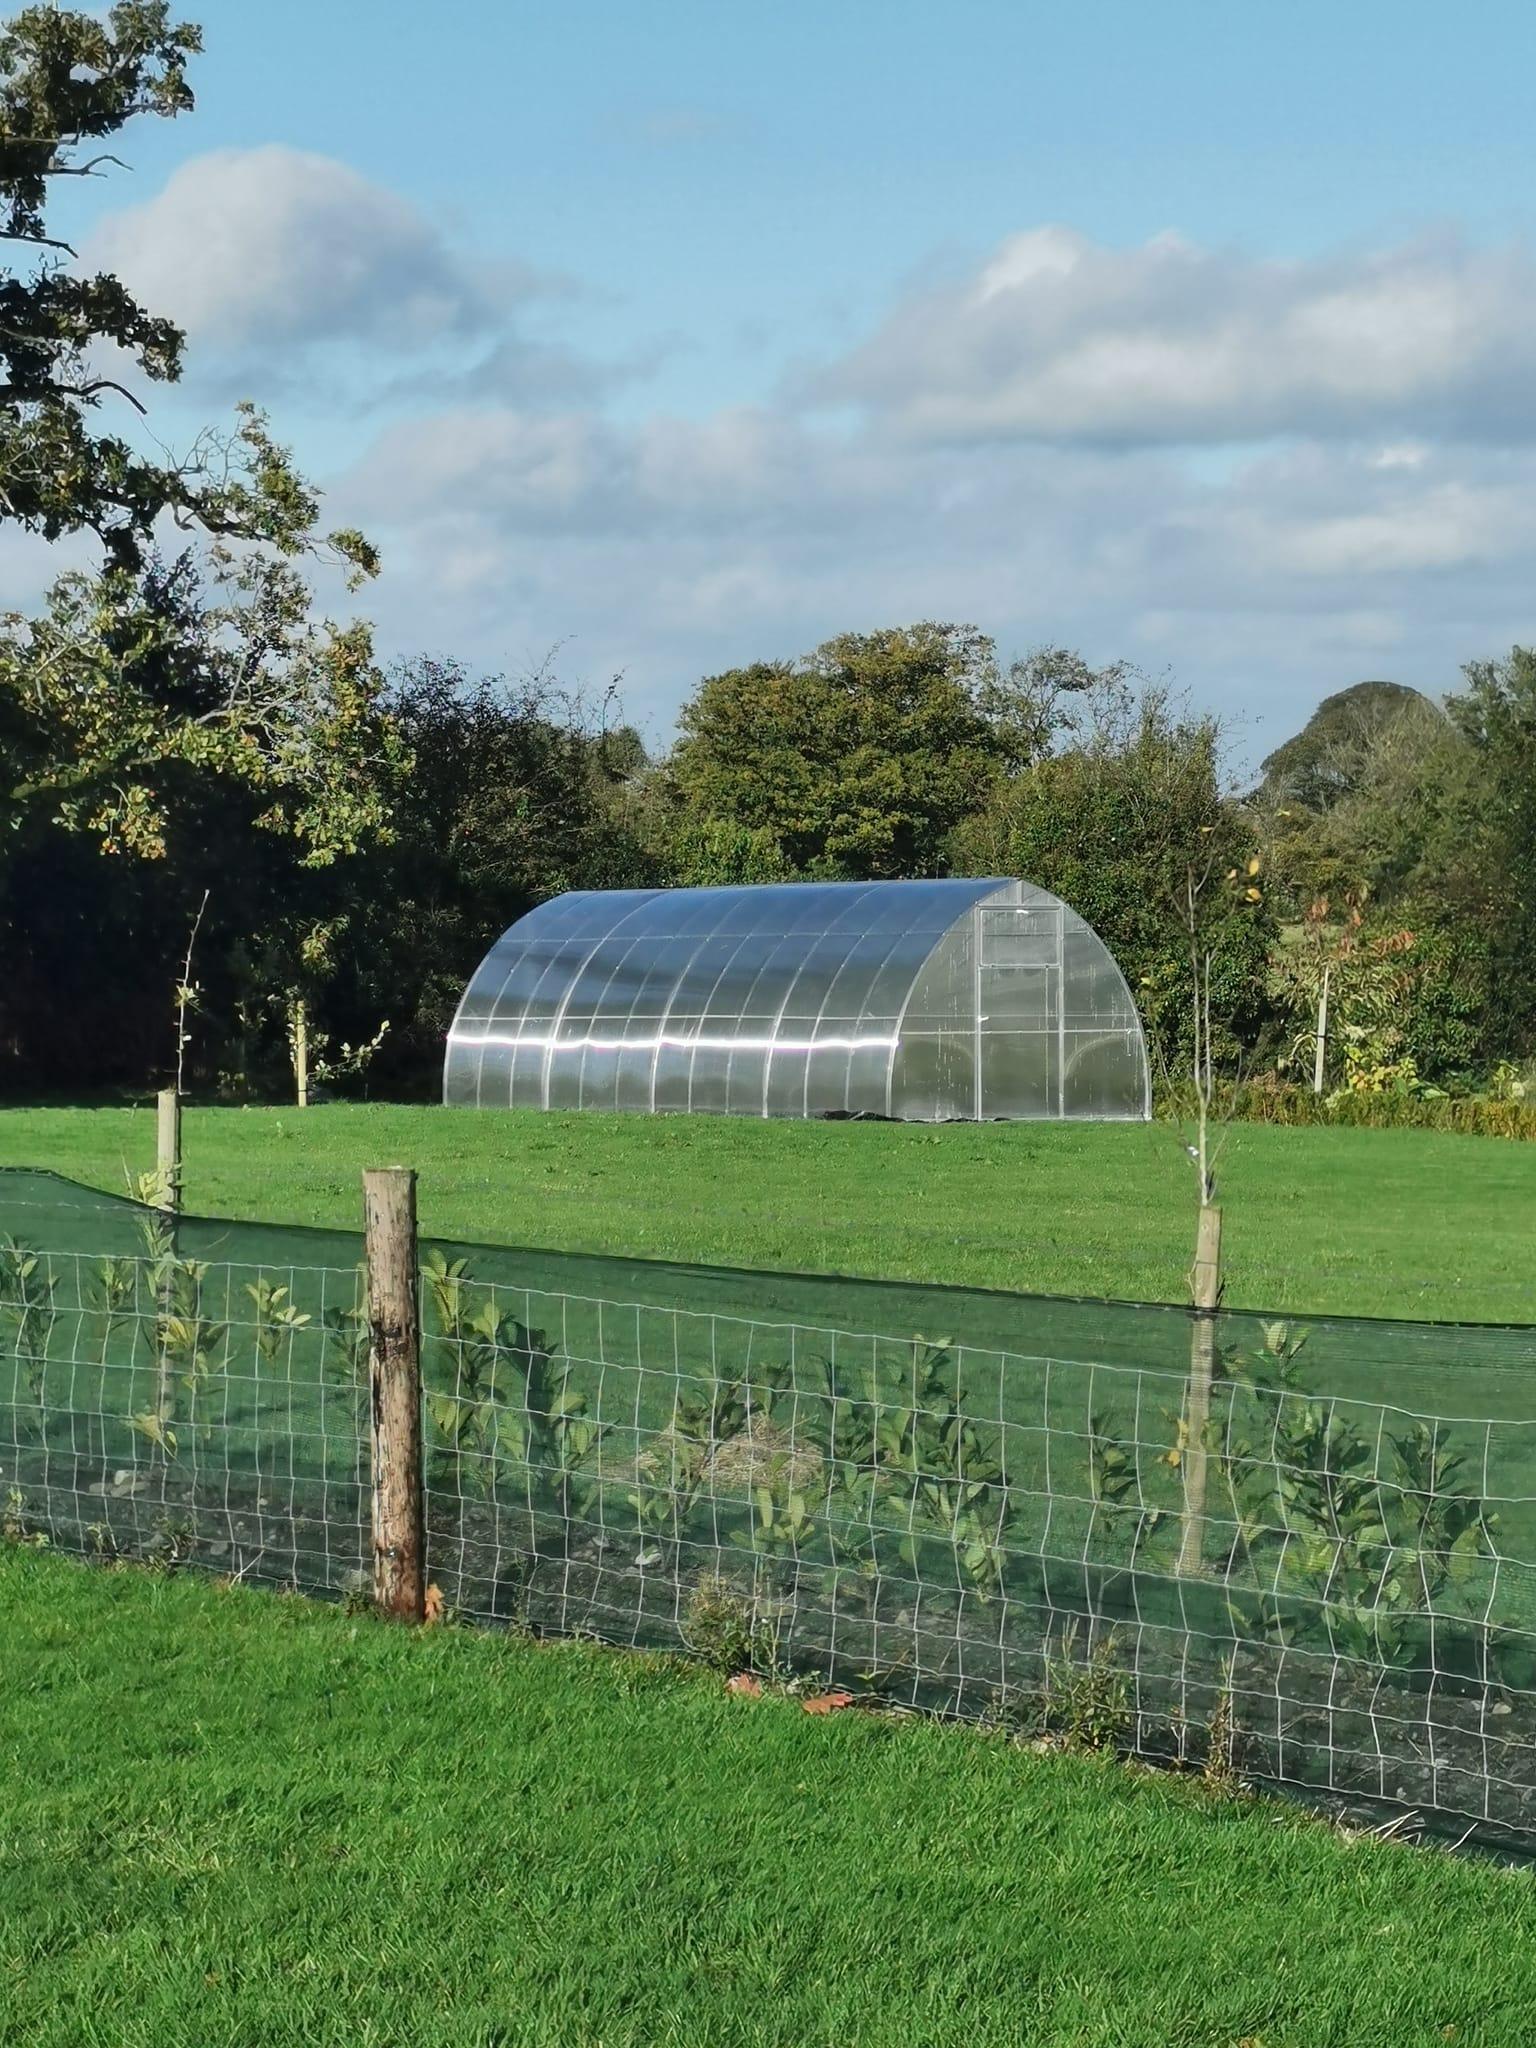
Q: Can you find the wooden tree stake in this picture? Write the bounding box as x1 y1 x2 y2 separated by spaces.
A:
293 995 310 1109
153 1086 183 1433
1313 962 1331 1097
364 1167 425 1622
156 1085 181 1214
1176 1202 1224 1576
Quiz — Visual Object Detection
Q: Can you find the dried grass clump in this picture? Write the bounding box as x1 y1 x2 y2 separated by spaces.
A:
628 1415 825 1497
706 1415 824 1494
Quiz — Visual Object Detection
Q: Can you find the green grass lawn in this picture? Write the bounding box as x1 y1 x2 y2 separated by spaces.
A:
0 1101 1531 1321
1 1549 1531 2048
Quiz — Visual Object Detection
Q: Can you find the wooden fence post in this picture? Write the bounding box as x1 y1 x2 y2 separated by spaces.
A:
1176 1202 1224 1576
364 1167 425 1622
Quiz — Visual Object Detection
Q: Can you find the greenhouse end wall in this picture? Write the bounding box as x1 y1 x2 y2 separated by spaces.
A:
444 879 1151 1123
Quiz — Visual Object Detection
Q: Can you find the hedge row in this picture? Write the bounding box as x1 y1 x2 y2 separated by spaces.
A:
1155 1083 1536 1141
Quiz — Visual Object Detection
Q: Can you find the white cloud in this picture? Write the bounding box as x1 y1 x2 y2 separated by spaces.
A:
87 145 516 356
335 394 1536 755
52 172 1536 755
808 226 1536 447
346 404 902 540
84 146 640 414
1371 444 1430 471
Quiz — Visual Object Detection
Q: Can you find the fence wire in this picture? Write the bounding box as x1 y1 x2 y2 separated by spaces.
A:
3 1168 1535 1852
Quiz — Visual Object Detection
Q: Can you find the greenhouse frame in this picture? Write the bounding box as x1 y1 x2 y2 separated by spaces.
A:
443 878 1151 1123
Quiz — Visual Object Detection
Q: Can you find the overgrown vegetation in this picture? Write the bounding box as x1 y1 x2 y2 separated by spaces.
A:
1163 1077 1536 1140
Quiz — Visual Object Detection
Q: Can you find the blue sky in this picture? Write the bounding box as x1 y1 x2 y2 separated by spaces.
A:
22 0 1536 756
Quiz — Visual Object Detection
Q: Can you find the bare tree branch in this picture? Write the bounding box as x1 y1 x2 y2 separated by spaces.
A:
0 226 78 256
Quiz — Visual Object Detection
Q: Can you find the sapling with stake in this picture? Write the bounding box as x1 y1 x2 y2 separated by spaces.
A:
172 890 210 1098
245 1278 312 1366
1166 841 1263 1575
132 1250 227 1457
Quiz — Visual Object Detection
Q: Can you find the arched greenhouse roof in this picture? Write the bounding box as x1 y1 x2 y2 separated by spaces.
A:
444 878 1150 1122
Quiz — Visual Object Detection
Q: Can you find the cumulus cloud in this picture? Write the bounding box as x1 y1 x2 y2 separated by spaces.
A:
808 226 1536 447
346 404 902 539
63 162 1536 751
335 391 1536 753
88 146 509 354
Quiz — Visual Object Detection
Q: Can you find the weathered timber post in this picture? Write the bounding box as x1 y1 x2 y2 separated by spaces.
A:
1176 1202 1224 1576
364 1167 425 1622
153 1086 183 1433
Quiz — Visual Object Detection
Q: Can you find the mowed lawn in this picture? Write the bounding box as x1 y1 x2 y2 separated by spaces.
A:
0 1102 1531 1321
0 1550 1531 2048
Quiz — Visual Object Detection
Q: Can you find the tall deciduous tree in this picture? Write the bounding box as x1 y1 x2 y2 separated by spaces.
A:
1267 895 1422 1094
1253 663 1522 1075
0 3 398 863
1256 681 1444 815
345 659 651 1089
951 678 1271 1073
669 623 1004 878
1451 647 1536 1057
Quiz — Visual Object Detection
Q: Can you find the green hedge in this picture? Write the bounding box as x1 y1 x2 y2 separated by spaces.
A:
1156 1082 1536 1141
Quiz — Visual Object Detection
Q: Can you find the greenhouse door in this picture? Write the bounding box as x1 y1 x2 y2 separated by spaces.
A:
976 906 1063 1118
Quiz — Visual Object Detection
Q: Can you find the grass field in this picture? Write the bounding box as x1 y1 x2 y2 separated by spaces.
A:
0 1101 1532 1321
2 1116 1532 2043
1 1549 1531 2048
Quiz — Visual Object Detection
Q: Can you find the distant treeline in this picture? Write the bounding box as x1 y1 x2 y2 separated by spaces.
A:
3 627 1531 1106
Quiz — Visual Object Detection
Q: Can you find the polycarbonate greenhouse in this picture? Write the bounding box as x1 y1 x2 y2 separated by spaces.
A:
444 878 1150 1123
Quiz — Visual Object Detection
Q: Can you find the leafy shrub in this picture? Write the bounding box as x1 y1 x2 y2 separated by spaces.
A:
2 1485 47 1549
420 1250 603 1524
1215 1325 1497 1674
0 1237 56 1411
820 1339 1013 1598
133 1249 227 1458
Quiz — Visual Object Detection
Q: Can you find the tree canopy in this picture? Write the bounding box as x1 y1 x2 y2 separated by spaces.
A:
0 3 395 863
669 623 1006 878
951 680 1271 1071
1256 681 1444 814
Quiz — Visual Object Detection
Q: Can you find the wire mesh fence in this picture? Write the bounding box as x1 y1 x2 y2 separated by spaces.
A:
3 1167 1535 1852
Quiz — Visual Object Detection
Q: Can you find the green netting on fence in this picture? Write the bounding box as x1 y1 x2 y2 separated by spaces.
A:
3 1167 1535 1850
